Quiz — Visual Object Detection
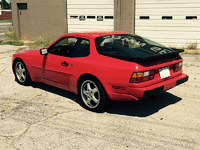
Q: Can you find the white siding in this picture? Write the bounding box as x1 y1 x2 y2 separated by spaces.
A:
67 0 114 33
135 0 200 48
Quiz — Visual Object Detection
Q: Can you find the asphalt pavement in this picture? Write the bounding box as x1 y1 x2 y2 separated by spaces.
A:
0 45 200 150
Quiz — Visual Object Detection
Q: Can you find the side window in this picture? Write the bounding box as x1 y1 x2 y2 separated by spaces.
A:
71 39 90 57
48 37 78 57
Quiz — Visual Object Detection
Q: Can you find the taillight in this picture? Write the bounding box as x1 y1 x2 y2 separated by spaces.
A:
174 61 182 72
130 70 155 83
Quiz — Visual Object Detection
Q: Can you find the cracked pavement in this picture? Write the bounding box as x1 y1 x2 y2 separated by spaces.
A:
0 45 200 150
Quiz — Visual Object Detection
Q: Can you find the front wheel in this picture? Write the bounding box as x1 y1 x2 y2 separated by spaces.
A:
14 60 32 85
79 78 107 112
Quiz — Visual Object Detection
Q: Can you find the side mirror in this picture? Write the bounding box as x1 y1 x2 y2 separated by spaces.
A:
40 48 48 55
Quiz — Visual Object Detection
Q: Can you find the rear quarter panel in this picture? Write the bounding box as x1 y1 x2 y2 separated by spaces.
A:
69 52 139 96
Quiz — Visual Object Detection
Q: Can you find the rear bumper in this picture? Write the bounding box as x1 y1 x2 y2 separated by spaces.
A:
109 74 188 101
143 75 188 97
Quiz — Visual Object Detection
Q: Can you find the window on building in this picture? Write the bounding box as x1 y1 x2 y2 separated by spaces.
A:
186 16 197 19
140 16 150 19
87 16 95 19
105 16 114 19
70 16 78 19
162 16 173 19
17 3 27 10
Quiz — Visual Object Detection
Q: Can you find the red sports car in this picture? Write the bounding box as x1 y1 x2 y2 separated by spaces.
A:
12 31 188 111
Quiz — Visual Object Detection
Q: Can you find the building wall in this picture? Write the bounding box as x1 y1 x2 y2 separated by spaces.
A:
135 0 200 48
12 0 67 40
0 10 12 20
12 0 135 40
114 0 135 34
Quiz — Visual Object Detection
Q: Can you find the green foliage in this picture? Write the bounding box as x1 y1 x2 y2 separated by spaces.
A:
27 36 54 49
15 47 27 53
186 42 198 50
4 26 24 46
0 0 11 9
0 20 12 23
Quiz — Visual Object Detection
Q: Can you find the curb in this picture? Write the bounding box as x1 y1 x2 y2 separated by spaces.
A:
0 23 12 26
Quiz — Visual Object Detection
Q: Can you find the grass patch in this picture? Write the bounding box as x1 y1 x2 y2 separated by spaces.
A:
15 36 54 53
3 26 54 53
15 47 28 53
184 49 200 55
27 36 54 49
4 26 24 46
0 20 12 23
186 42 198 50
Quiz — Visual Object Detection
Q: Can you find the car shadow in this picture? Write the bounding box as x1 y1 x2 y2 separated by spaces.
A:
31 83 182 117
105 93 182 117
31 82 78 102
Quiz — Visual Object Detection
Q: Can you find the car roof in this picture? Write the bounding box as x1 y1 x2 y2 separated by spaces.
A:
60 31 131 39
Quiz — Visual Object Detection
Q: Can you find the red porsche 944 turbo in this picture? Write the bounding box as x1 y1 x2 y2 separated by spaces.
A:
12 31 188 111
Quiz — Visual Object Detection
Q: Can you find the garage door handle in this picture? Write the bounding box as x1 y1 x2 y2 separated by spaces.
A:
61 61 69 66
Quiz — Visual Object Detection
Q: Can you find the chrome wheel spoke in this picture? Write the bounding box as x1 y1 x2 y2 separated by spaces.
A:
86 97 92 105
22 68 26 73
91 88 98 94
15 62 26 83
83 90 88 96
87 83 92 91
18 63 23 70
91 95 99 103
21 74 26 80
81 80 101 109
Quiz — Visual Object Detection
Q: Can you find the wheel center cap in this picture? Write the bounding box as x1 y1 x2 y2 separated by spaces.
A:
88 92 92 96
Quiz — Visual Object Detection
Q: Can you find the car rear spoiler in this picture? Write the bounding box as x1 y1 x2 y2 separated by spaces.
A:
101 48 184 62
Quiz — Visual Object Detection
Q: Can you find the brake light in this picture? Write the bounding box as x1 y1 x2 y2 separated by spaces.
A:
130 70 155 83
174 62 182 72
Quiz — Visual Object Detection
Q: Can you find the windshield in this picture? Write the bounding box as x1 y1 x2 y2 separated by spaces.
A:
95 34 176 60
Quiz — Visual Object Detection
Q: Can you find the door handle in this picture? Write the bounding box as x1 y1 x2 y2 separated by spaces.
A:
61 61 69 66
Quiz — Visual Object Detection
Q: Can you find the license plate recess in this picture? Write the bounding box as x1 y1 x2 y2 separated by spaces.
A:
159 67 170 79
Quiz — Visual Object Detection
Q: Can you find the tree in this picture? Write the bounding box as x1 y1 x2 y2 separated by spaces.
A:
1 0 11 10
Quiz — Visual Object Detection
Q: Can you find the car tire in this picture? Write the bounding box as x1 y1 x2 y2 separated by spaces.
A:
14 60 32 85
79 78 107 112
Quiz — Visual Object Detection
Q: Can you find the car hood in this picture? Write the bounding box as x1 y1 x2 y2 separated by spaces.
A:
17 48 40 54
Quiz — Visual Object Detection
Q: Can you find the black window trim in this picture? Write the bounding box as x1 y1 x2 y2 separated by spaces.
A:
17 3 28 10
48 37 90 58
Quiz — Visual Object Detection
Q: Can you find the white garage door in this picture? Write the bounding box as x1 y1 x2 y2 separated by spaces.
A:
135 0 200 48
67 0 114 33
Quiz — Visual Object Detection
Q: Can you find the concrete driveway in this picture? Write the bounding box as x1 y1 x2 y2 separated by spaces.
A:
0 45 200 150
0 23 12 43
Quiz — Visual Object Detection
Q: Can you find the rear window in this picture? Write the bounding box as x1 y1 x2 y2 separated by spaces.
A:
95 34 180 61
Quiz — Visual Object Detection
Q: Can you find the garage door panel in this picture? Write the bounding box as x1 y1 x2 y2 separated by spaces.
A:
136 20 200 26
136 0 200 48
144 38 199 48
136 31 200 40
68 5 114 9
137 0 200 4
136 26 200 32
68 9 114 15
136 3 200 9
68 27 114 33
148 37 200 44
67 0 114 5
136 8 200 16
137 12 200 16
67 0 114 33
68 19 114 26
68 24 114 29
